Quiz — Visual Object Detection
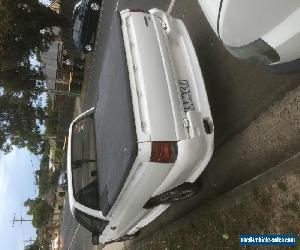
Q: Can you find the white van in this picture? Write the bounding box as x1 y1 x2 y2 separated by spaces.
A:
67 8 214 245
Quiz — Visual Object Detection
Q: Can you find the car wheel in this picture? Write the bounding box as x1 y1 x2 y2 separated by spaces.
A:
144 183 200 209
84 44 93 53
90 2 100 11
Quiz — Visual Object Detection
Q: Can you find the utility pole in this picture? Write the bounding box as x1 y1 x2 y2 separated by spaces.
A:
11 214 32 227
24 237 35 244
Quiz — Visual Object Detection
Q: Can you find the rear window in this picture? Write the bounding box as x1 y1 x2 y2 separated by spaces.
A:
71 115 99 210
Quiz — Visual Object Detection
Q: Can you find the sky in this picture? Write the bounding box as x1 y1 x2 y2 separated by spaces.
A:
40 0 51 6
0 149 40 250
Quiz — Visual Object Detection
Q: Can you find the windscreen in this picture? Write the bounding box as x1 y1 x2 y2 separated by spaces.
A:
71 115 99 210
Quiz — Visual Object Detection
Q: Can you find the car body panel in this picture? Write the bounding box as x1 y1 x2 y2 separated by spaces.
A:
121 11 178 142
198 0 221 34
198 0 300 65
219 0 300 47
263 7 300 63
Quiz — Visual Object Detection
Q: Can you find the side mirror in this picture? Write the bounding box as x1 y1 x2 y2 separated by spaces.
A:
92 234 100 245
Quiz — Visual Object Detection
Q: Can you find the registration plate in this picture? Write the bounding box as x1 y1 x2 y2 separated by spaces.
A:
178 80 194 112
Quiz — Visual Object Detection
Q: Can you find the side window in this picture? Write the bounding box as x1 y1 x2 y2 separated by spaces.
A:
75 209 109 235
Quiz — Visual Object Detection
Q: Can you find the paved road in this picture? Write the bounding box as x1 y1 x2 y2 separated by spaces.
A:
61 195 95 250
61 0 300 249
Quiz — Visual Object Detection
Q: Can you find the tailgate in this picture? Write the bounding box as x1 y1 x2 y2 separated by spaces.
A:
121 10 179 142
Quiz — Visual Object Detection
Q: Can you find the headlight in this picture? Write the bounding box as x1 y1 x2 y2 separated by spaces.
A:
226 38 280 65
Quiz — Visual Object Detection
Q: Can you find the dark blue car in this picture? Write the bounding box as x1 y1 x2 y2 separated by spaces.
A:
72 0 101 53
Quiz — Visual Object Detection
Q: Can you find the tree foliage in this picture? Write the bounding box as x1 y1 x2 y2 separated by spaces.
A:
0 0 68 68
50 168 61 186
0 59 45 93
24 197 53 229
35 168 49 197
0 0 68 154
24 241 40 250
0 86 46 154
44 97 58 136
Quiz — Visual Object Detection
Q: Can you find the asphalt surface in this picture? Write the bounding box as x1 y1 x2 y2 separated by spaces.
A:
61 0 300 249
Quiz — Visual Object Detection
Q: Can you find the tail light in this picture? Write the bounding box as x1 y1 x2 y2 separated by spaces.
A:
150 142 178 163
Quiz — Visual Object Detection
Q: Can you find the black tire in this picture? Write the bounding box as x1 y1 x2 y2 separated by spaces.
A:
144 183 200 209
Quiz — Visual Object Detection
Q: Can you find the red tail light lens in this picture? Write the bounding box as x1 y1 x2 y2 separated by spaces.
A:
151 142 177 163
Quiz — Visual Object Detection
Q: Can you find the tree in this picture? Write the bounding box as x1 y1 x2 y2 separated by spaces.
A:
50 169 61 186
0 59 45 93
24 241 40 250
0 91 46 154
0 0 69 68
0 0 70 154
44 97 58 136
35 168 50 197
24 197 53 229
37 225 52 249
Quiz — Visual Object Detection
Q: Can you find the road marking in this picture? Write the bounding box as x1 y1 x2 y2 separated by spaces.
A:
167 0 176 14
67 224 80 250
115 0 119 12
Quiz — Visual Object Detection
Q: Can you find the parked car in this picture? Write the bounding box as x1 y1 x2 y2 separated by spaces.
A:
67 9 214 245
58 171 68 192
198 0 300 73
72 0 102 53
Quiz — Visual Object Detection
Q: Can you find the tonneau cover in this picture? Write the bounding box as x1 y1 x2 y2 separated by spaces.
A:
94 13 138 216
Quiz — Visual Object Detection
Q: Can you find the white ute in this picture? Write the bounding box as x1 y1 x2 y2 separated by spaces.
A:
67 8 214 245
